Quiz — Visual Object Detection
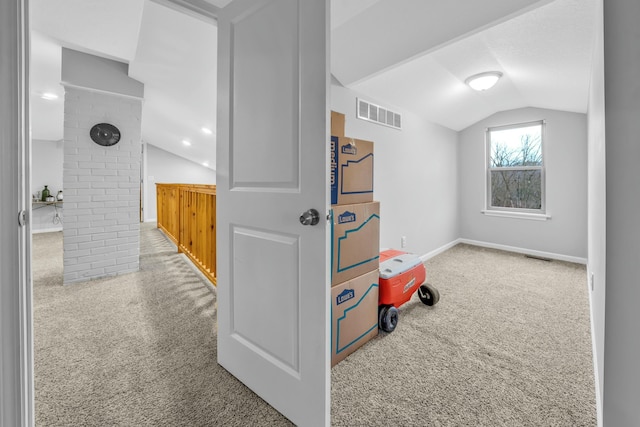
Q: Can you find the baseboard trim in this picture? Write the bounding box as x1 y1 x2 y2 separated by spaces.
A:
32 227 63 234
419 239 462 262
458 238 587 265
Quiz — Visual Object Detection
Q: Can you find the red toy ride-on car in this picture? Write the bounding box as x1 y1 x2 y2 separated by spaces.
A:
378 249 440 332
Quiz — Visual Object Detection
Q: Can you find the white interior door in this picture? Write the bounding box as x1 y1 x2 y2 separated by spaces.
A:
216 0 330 426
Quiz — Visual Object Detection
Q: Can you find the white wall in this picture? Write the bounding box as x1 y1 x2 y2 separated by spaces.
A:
143 143 216 222
587 0 605 422
602 1 640 425
458 107 588 261
331 84 459 258
61 48 144 99
31 139 64 232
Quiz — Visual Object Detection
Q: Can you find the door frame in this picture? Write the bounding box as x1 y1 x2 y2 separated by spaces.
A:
1 0 33 426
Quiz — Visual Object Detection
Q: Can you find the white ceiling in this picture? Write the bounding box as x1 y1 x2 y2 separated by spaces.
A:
29 0 597 169
128 1 218 167
348 0 596 131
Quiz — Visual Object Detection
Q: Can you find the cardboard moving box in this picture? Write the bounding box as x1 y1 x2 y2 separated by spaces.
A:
331 201 380 286
330 136 374 206
331 270 379 366
331 110 345 137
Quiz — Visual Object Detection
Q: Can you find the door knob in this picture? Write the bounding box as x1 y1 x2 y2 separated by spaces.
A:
299 208 320 226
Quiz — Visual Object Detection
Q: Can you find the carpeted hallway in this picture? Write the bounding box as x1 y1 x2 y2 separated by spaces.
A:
33 223 291 426
33 224 596 426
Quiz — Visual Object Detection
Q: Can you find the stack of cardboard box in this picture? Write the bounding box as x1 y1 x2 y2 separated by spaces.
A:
330 111 380 366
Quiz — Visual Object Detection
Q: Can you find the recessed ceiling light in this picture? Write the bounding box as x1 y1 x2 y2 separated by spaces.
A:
41 92 59 100
182 140 191 146
201 127 213 135
202 161 209 167
465 71 503 91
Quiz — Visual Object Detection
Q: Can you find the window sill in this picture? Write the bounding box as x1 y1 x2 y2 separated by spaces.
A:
481 210 551 221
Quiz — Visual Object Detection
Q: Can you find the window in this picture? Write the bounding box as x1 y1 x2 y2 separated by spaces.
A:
486 121 545 213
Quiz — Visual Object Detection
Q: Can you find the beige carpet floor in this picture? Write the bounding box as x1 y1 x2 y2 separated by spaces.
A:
33 226 596 426
331 244 596 426
33 224 291 426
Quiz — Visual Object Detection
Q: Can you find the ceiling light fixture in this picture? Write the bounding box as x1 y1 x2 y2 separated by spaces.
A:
202 161 209 167
41 92 59 100
182 140 191 146
201 127 213 135
465 71 503 91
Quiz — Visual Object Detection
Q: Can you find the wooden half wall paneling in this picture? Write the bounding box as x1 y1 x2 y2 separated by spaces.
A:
156 183 216 285
156 184 179 245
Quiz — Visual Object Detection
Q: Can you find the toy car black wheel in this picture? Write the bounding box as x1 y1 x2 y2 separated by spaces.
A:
379 305 399 333
418 284 440 306
378 306 386 330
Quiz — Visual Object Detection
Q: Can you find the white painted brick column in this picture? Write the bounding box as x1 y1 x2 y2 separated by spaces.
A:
63 86 142 284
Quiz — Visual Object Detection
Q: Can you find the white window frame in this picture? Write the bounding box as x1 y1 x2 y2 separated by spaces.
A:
485 120 546 216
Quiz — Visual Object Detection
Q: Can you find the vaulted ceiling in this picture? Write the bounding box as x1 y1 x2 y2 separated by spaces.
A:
30 0 597 169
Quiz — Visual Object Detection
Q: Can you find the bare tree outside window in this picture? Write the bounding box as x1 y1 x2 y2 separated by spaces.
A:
487 122 544 212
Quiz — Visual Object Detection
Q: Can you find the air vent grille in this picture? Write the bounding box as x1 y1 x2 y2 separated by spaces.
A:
357 98 402 130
